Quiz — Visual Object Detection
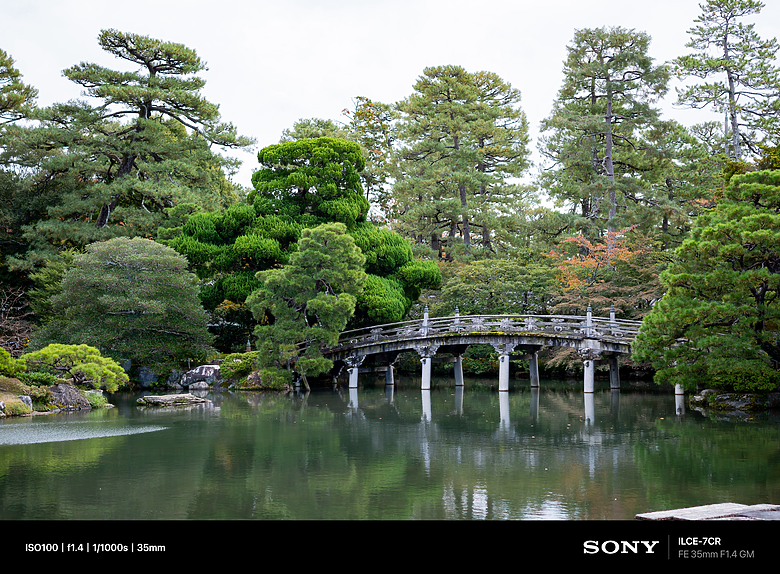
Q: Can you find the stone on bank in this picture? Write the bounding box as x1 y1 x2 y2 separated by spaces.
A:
136 394 212 406
690 389 780 413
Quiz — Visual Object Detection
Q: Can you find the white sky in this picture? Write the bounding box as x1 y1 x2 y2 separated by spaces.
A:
4 0 780 190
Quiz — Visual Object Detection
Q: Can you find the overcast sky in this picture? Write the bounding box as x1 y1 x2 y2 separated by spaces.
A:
4 0 780 189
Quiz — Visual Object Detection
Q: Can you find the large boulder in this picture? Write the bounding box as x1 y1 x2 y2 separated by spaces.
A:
136 367 159 388
49 383 91 410
180 365 222 388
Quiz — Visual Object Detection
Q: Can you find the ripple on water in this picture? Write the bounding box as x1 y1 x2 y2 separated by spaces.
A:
0 420 168 445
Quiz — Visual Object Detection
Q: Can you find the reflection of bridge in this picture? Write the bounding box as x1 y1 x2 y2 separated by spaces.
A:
326 305 641 393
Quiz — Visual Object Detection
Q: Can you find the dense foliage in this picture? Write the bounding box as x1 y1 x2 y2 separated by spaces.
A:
391 65 531 255
164 137 440 351
30 237 212 374
2 29 251 273
2 9 779 391
633 170 780 391
20 344 128 392
247 223 367 389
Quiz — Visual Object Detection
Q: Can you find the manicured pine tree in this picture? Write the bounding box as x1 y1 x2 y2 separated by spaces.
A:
632 169 780 391
247 223 367 389
163 137 441 351
30 237 213 375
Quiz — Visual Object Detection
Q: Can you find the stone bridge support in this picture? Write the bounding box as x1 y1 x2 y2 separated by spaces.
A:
454 355 464 387
346 355 366 389
581 351 621 393
493 343 517 392
414 344 440 390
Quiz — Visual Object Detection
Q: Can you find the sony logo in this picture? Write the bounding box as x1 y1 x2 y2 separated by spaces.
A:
583 540 660 554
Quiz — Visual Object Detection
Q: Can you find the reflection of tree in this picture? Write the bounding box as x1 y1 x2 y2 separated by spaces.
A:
5 388 777 519
634 419 780 510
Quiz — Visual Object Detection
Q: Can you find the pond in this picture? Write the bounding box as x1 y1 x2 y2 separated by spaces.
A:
1 376 779 520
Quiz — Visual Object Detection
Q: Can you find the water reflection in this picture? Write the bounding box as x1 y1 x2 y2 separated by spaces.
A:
1 376 778 520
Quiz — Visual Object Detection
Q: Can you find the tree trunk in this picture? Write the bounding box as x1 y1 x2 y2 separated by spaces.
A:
481 223 493 253
726 68 742 160
97 144 136 228
604 88 617 229
722 36 742 160
452 133 471 251
459 183 471 250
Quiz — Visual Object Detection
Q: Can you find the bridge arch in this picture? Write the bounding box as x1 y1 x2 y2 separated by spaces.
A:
324 305 640 392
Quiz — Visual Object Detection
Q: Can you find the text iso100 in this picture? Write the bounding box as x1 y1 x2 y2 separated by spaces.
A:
25 544 59 552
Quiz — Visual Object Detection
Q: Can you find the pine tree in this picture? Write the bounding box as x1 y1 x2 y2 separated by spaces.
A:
632 169 780 391
0 48 38 282
247 223 367 389
539 27 670 232
0 48 37 124
163 137 441 350
392 66 531 256
30 237 213 374
673 0 780 160
342 96 398 220
7 29 252 270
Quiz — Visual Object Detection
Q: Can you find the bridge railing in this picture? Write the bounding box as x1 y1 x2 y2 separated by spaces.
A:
329 313 641 351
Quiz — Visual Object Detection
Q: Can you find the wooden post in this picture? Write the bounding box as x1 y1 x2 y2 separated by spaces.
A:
586 304 593 338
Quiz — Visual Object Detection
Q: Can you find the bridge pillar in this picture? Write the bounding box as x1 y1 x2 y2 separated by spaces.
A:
529 351 540 388
454 355 464 387
608 356 620 390
385 365 395 386
346 356 365 388
493 343 517 392
349 367 359 389
421 357 432 390
579 348 600 393
414 345 440 390
675 385 685 415
583 360 595 393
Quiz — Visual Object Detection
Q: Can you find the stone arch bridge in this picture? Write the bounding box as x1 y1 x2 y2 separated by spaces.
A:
323 306 641 393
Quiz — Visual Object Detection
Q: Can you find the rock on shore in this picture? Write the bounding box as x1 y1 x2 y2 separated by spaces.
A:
136 393 212 406
690 389 780 412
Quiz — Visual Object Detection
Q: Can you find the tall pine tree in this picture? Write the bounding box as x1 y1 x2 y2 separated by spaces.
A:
673 0 780 160
633 169 780 391
392 66 530 256
539 27 670 232
7 29 252 270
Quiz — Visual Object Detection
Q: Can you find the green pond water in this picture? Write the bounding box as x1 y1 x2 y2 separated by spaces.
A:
1 376 779 520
